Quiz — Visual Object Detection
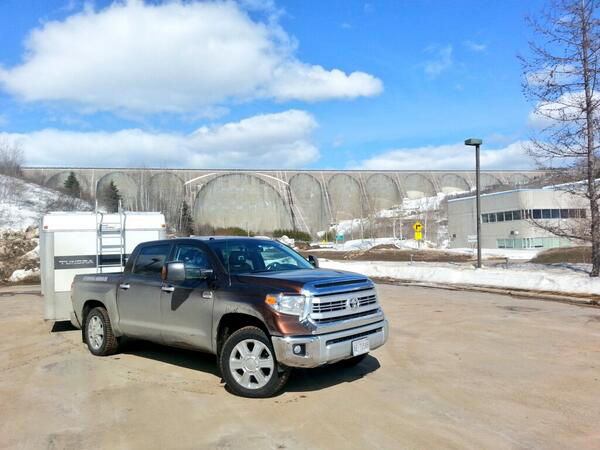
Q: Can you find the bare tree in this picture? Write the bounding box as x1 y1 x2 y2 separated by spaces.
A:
520 0 600 275
0 140 24 178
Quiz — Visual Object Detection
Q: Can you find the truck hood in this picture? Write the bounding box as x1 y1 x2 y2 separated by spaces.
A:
236 268 368 293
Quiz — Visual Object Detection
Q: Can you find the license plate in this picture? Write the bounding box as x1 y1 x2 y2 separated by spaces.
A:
352 337 370 356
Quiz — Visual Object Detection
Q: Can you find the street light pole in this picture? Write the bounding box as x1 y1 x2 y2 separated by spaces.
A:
465 138 483 269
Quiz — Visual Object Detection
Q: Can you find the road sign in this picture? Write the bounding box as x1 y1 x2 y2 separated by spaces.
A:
413 222 423 232
415 231 423 241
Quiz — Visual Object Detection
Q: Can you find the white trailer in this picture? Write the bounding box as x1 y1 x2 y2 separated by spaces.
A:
40 211 166 324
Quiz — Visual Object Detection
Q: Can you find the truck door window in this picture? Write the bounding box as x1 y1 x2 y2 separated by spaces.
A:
133 244 171 278
174 245 212 280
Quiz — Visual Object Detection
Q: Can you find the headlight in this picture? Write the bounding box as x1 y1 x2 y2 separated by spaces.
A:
265 293 306 316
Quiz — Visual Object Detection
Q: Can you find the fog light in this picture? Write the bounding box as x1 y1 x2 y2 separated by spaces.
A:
293 345 302 354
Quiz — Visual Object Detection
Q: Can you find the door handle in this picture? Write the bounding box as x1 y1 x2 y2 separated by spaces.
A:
202 291 213 299
119 284 130 290
161 286 175 293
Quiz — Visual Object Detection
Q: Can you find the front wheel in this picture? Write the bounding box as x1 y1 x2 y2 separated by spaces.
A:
85 307 120 356
219 326 290 398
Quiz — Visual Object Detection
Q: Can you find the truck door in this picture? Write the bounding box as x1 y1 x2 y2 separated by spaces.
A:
117 243 172 340
160 243 215 351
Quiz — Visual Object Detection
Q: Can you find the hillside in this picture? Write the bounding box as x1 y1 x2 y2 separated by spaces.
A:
0 174 91 231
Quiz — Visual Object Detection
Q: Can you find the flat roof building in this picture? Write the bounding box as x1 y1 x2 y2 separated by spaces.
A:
447 188 588 249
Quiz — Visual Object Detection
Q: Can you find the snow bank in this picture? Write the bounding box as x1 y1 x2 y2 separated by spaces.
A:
320 260 600 297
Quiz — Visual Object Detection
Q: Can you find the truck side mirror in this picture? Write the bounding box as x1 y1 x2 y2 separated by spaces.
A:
307 255 319 268
162 261 186 282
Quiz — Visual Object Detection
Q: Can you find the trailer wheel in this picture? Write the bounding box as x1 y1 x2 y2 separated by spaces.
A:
85 307 119 356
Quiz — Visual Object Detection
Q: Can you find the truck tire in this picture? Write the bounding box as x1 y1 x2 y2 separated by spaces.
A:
85 307 120 356
219 326 290 398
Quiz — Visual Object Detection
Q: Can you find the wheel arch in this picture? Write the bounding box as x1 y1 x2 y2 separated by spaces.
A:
81 299 107 342
215 313 269 357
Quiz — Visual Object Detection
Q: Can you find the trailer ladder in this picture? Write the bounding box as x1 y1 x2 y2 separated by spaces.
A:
95 203 126 273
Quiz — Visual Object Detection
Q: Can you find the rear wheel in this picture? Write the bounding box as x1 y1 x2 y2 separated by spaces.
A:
219 326 290 398
85 307 119 356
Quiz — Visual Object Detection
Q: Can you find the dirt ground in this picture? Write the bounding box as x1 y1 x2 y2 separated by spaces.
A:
1 284 599 449
531 246 592 264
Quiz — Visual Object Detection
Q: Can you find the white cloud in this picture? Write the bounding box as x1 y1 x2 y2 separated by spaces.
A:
357 141 535 170
527 91 590 128
0 0 382 114
463 40 486 52
424 45 453 78
0 110 319 168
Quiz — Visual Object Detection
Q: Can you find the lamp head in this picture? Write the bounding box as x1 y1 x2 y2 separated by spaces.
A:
464 138 482 146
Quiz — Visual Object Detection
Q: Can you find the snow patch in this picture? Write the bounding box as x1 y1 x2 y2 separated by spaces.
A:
320 259 600 296
0 174 91 231
8 268 40 282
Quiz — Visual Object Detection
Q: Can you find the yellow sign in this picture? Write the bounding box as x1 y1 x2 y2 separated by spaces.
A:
413 222 423 232
415 231 423 241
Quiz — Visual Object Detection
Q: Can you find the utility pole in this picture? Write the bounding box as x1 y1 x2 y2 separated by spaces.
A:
465 138 483 268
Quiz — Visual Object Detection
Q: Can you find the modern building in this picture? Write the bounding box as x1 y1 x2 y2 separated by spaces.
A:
447 188 589 249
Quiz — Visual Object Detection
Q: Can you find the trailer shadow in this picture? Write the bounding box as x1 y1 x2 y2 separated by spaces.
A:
120 339 221 378
51 320 78 333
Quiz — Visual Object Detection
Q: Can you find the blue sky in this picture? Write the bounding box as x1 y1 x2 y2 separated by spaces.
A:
0 0 545 169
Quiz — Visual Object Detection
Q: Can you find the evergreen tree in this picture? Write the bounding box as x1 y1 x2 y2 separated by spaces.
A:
180 201 194 235
63 171 81 197
105 181 121 212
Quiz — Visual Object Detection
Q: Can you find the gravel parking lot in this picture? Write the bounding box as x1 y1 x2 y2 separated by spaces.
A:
1 283 599 449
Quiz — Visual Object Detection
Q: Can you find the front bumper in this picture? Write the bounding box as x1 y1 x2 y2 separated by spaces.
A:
271 319 388 368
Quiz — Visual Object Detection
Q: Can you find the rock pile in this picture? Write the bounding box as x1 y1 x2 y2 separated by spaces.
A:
0 226 40 284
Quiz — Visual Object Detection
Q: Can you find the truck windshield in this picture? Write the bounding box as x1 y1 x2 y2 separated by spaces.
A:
206 239 314 274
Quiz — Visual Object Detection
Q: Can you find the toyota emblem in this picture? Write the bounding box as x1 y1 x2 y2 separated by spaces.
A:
348 297 359 310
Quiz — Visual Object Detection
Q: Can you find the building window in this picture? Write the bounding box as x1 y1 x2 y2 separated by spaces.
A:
483 208 588 224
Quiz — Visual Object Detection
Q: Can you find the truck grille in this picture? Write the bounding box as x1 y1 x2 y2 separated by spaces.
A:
326 325 384 346
312 293 377 314
313 308 379 324
310 289 380 325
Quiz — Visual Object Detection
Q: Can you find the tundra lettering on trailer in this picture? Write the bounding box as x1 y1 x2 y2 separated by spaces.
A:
71 237 388 398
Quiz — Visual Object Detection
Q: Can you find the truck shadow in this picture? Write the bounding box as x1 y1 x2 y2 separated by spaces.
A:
120 338 380 393
283 355 381 393
120 339 221 378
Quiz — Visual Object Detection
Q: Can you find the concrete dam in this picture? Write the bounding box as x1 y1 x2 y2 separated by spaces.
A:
22 168 545 234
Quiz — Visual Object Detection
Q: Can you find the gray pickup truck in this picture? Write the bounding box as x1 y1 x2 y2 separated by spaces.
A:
71 237 388 397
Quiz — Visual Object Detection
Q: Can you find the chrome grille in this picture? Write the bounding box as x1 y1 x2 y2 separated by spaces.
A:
312 299 347 313
312 292 377 314
310 288 379 324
